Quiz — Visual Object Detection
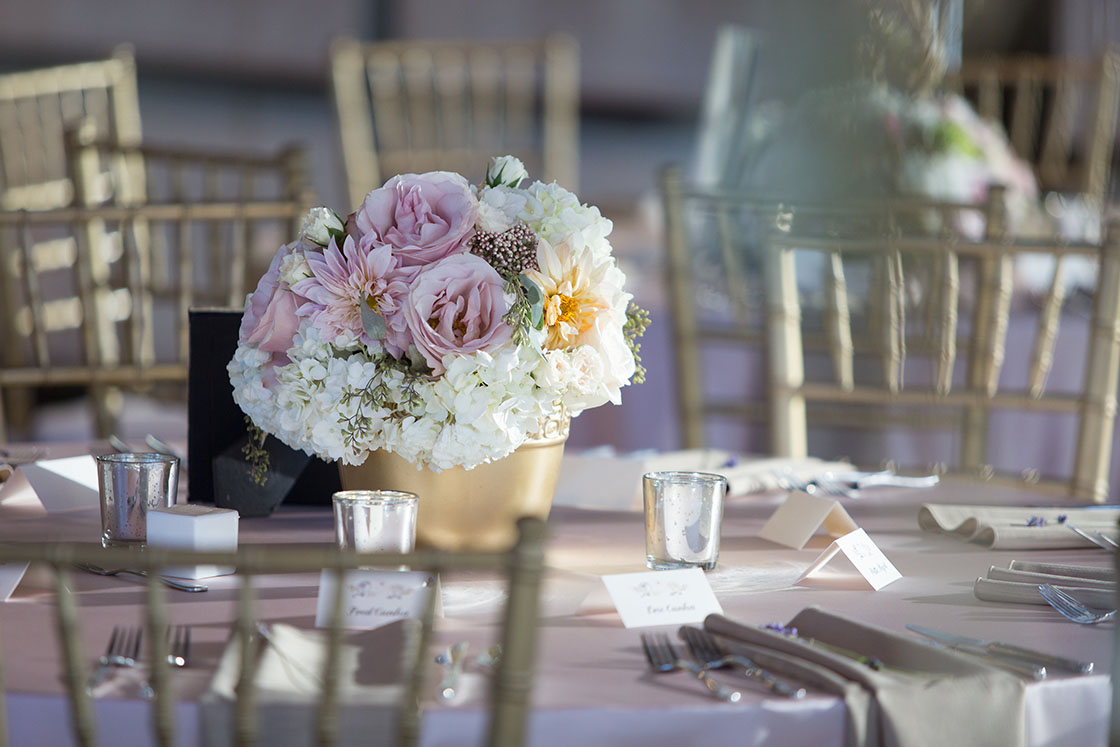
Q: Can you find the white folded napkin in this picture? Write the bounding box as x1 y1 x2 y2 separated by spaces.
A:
918 504 1120 549
202 620 418 747
554 448 853 511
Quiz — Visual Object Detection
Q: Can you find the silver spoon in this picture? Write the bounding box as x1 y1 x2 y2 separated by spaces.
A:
75 563 208 592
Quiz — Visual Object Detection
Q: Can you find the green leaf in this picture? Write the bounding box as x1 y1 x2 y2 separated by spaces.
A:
519 275 545 330
360 297 388 340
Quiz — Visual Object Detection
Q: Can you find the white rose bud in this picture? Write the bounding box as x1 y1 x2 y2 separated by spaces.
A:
300 206 344 246
485 155 529 188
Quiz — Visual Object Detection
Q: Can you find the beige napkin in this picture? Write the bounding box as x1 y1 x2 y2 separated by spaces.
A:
974 562 1116 607
707 607 1026 747
201 620 418 747
0 462 11 485
918 504 1120 549
554 449 854 510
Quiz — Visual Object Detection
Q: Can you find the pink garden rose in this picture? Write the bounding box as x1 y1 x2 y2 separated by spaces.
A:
239 242 302 361
401 254 513 375
355 171 477 269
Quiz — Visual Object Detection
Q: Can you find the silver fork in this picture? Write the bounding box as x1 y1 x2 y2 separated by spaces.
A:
679 626 807 698
168 625 191 667
640 632 742 702
139 626 191 699
85 626 142 693
1038 584 1117 624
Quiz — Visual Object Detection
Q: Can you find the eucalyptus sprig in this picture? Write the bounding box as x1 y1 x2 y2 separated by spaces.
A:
502 273 544 346
242 417 271 486
624 302 651 384
338 354 426 449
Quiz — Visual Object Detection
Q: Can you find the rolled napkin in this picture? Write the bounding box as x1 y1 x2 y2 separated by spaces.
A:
918 504 1120 549
1008 560 1116 582
0 462 11 485
202 620 418 747
974 577 1116 608
707 607 1026 747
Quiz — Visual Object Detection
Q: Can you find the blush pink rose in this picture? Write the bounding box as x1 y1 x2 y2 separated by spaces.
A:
239 242 302 361
355 171 477 269
402 254 513 375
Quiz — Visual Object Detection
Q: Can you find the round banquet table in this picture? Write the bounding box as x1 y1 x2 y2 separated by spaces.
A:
0 445 1113 747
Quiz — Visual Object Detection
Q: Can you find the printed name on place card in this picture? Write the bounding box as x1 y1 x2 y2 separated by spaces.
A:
600 568 723 628
797 528 902 590
315 569 439 630
758 491 859 549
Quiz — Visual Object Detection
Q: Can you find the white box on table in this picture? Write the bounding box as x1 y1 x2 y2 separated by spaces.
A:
147 504 238 579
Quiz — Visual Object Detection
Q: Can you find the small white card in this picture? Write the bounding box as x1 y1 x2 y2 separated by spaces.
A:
600 568 723 628
758 491 859 549
0 563 29 602
315 569 438 630
797 528 902 590
19 456 100 512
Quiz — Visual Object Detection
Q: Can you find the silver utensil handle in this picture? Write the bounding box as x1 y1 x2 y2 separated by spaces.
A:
953 644 1046 679
119 568 207 593
986 642 1093 674
738 664 806 698
676 659 742 702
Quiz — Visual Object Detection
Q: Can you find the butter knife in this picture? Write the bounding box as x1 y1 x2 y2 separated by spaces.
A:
907 624 1092 675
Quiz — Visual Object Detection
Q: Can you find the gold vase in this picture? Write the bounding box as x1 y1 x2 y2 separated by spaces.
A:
337 409 569 551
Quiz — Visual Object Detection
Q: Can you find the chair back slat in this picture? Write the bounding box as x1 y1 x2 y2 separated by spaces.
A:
824 252 855 391
1027 255 1068 398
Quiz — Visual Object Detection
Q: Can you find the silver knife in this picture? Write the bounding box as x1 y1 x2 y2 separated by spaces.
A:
907 624 1092 675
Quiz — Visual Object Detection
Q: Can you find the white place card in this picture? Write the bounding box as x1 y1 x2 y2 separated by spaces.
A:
0 563 29 602
758 491 859 549
797 528 902 591
600 568 723 628
19 456 100 512
315 569 438 630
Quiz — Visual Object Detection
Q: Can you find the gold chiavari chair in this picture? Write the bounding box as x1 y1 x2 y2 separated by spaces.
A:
330 34 580 207
949 52 1120 201
0 195 307 442
762 199 1120 503
0 517 546 747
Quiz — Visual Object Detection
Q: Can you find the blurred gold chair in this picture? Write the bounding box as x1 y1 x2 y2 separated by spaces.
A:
0 46 141 211
0 179 308 441
949 52 1120 200
330 34 579 207
660 166 776 452
0 517 546 747
762 196 1120 503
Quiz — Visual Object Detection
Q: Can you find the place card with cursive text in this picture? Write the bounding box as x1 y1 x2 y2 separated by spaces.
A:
601 568 723 628
797 528 902 590
758 491 859 549
315 569 438 630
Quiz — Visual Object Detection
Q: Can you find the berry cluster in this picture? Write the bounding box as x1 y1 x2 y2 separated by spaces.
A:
470 223 539 276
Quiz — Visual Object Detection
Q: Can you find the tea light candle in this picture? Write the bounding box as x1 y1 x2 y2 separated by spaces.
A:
147 504 239 579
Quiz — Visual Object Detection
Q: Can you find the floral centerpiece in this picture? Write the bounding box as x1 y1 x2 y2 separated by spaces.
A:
228 156 648 474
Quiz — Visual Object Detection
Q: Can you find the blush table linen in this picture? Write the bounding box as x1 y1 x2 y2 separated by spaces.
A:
0 454 1113 747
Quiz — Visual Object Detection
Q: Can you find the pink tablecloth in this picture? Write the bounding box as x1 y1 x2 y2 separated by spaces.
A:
0 452 1112 746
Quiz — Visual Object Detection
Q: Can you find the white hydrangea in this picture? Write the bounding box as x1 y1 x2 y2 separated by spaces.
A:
518 181 614 252
229 318 564 472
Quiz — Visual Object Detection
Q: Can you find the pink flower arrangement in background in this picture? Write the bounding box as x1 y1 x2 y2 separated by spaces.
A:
230 157 649 471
